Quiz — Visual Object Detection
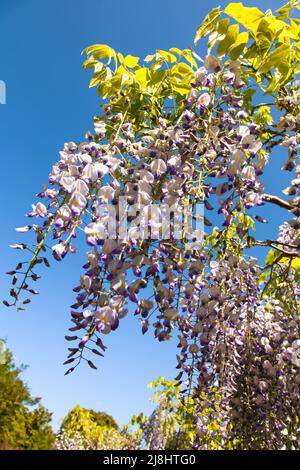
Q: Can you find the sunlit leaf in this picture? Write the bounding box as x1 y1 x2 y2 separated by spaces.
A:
229 31 249 59
224 3 264 32
123 54 140 68
194 7 221 44
258 43 291 72
217 24 239 56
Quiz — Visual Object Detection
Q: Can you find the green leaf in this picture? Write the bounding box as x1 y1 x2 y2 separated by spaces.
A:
123 54 140 68
82 58 99 69
229 31 249 59
148 69 166 86
258 44 291 73
144 53 156 62
171 62 194 77
194 7 221 44
169 47 182 55
181 49 198 68
265 249 282 265
217 24 239 56
276 1 296 20
83 44 116 61
135 68 149 88
291 257 300 272
224 3 264 32
157 50 177 63
217 18 230 35
89 69 107 88
257 17 286 41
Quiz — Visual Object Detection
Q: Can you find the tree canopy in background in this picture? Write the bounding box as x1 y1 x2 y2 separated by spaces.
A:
4 1 300 449
55 404 139 450
0 341 55 450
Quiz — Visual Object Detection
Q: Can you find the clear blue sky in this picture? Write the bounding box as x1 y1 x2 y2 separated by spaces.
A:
0 0 291 430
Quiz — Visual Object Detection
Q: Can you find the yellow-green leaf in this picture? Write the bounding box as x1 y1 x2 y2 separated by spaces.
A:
276 1 296 20
218 18 230 35
229 31 249 59
144 53 156 63
181 49 198 68
291 257 300 272
83 44 116 61
208 31 224 52
171 62 194 77
123 54 140 68
157 50 177 63
89 69 106 88
169 47 182 55
258 44 291 73
135 68 149 88
92 62 104 74
224 3 264 32
254 105 273 125
82 59 99 69
217 24 239 56
265 249 278 265
289 19 300 40
257 17 286 41
194 7 221 44
170 80 191 95
148 69 166 86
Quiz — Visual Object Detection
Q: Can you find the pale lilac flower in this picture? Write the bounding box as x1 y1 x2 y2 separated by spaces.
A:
44 188 59 199
197 93 211 110
85 222 107 244
28 202 47 218
52 242 68 257
79 153 92 164
150 159 167 177
74 179 89 196
69 192 87 215
245 191 263 208
82 163 98 182
241 165 256 182
204 55 222 72
16 226 31 233
55 205 72 228
60 175 75 193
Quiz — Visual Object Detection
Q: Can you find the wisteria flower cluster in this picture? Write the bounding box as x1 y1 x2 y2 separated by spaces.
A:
55 431 86 451
189 255 300 449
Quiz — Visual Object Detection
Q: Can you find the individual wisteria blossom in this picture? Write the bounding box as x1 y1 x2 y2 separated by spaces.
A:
4 2 300 450
27 202 48 218
197 93 211 111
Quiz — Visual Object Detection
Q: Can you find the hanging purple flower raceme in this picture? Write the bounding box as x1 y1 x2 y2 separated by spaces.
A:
4 53 300 450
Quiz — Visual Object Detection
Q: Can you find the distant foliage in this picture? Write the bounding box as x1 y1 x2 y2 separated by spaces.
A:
0 341 55 450
61 406 118 431
56 405 139 450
